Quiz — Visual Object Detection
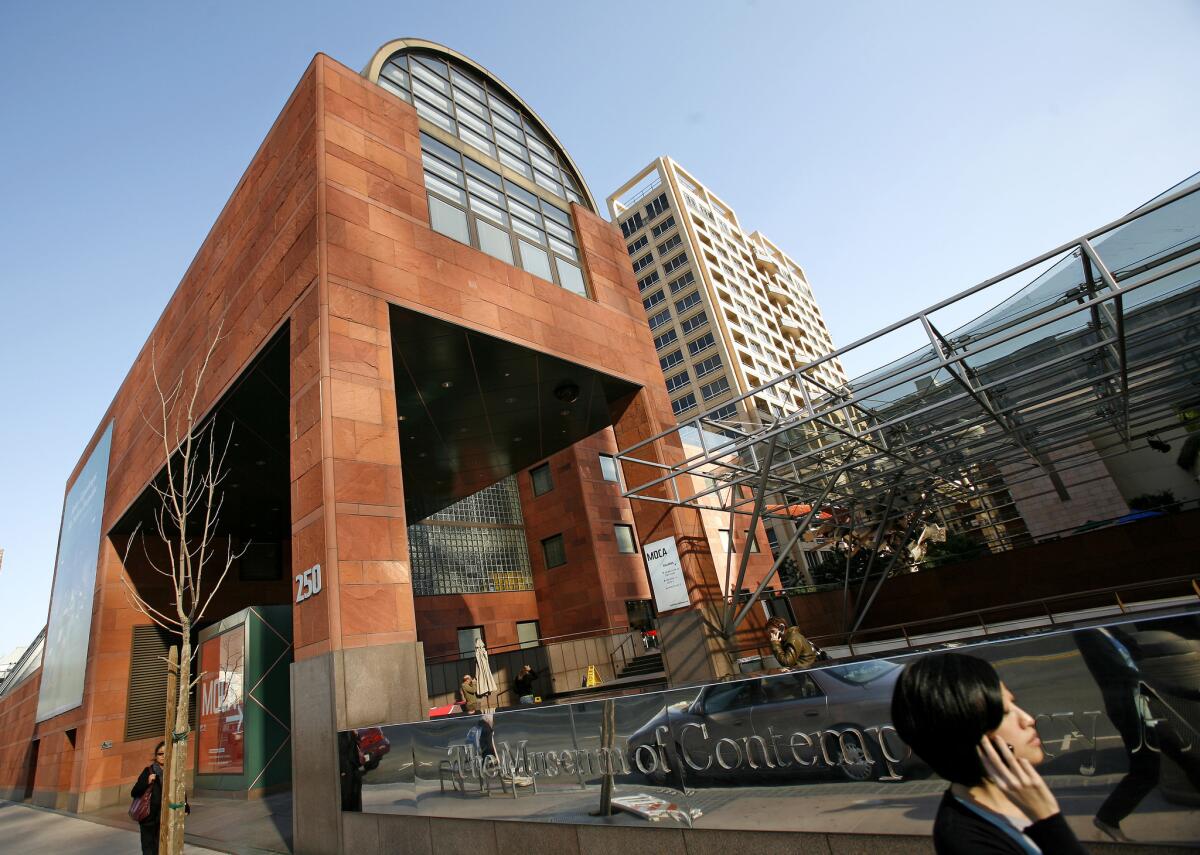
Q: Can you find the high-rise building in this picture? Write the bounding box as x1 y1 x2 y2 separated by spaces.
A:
609 157 847 429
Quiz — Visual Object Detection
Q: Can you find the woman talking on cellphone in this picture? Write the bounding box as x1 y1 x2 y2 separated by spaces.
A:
891 653 1087 854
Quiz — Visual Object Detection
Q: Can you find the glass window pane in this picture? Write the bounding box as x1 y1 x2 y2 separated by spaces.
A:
469 195 508 227
487 93 521 125
412 56 450 86
548 236 577 260
424 172 467 205
599 454 620 482
530 463 553 496
420 132 462 166
557 260 587 297
450 68 485 100
534 172 565 198
519 240 553 281
381 63 410 89
615 524 637 554
455 106 491 136
457 626 483 657
498 150 533 179
541 533 566 568
530 153 559 179
541 203 571 228
512 217 546 245
525 134 554 161
379 78 410 102
491 113 525 143
565 190 582 205
494 130 528 160
421 152 463 185
476 218 514 264
544 219 573 243
506 197 543 228
457 125 495 158
505 181 540 210
464 157 502 188
452 87 488 119
413 79 453 114
415 100 455 134
428 195 469 244
467 176 504 208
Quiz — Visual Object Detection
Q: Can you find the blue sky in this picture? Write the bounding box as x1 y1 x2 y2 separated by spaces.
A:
1 0 1197 656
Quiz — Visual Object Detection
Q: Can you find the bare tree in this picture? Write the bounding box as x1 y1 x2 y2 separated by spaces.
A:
122 322 244 855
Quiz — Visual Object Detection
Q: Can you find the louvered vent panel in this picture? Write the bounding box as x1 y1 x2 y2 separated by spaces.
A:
124 625 196 742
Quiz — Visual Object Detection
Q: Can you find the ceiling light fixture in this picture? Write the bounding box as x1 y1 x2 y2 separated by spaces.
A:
553 381 580 404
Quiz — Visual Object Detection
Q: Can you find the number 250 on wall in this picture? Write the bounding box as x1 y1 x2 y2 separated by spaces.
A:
295 564 322 603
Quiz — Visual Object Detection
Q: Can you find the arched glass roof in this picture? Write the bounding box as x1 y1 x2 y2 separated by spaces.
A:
363 39 596 214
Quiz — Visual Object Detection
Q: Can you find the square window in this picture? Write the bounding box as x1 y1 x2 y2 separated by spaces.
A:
530 463 553 496
516 620 540 649
541 534 566 568
599 454 620 483
476 218 514 264
458 626 484 658
615 524 637 554
428 195 469 244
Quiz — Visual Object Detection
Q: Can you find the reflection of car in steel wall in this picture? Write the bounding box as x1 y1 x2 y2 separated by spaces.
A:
626 661 920 784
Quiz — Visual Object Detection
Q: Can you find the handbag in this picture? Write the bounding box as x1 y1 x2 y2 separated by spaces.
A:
129 786 152 823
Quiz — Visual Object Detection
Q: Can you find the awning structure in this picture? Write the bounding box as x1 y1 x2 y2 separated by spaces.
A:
619 175 1200 639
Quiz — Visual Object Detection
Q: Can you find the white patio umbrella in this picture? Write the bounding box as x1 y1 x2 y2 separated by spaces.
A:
474 636 499 712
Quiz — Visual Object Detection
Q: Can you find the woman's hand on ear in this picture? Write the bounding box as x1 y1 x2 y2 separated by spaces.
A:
978 734 1059 821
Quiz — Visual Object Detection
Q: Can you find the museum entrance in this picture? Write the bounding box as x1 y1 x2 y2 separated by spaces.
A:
109 324 293 797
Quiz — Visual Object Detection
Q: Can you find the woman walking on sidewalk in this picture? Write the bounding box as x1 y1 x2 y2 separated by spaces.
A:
130 741 165 855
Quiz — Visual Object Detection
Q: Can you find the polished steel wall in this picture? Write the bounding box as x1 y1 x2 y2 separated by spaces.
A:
340 610 1200 846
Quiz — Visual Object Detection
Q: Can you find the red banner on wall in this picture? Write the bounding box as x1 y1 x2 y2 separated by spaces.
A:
197 629 245 775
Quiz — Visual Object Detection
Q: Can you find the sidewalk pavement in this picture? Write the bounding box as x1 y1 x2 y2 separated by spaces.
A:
0 799 225 854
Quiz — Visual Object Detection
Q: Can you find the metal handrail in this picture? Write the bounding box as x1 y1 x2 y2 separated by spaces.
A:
732 573 1200 662
423 623 636 666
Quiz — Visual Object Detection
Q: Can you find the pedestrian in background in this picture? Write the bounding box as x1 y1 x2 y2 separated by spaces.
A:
130 741 166 855
514 665 538 704
459 674 480 714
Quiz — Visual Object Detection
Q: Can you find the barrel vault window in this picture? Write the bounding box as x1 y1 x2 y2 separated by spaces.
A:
375 48 592 299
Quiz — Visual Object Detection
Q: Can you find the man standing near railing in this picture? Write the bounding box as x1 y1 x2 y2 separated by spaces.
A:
514 664 539 704
767 616 819 669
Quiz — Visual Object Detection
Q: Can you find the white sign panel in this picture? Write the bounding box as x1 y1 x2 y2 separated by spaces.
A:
642 536 690 613
37 422 113 722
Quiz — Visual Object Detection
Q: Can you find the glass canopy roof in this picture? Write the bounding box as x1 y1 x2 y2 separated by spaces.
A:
618 174 1200 637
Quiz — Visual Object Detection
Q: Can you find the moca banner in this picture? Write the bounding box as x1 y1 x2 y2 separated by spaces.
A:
37 423 113 722
642 536 689 613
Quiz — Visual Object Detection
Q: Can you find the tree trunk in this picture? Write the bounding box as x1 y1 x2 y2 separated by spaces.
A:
166 627 191 855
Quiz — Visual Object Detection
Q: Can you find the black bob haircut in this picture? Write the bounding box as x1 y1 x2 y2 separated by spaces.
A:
890 653 1005 786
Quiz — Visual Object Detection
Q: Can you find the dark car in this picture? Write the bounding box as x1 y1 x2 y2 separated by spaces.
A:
625 660 917 785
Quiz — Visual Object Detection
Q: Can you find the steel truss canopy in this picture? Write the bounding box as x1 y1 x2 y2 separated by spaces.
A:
619 174 1200 638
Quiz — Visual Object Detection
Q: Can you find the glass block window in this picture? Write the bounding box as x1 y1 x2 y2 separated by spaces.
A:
530 463 553 496
420 132 588 297
615 524 637 554
409 476 534 595
380 50 587 207
541 533 567 568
